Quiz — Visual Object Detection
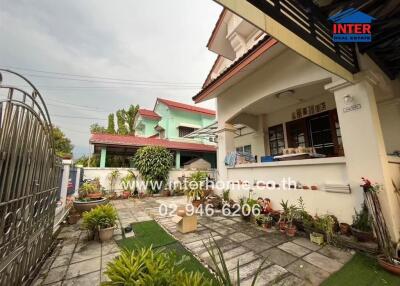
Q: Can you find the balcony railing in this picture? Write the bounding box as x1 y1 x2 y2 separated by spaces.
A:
247 0 359 74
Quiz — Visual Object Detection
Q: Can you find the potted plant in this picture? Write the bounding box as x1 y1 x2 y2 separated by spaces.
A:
83 204 118 242
286 204 299 237
108 170 120 197
278 200 289 233
67 207 80 224
351 204 374 242
239 197 259 222
74 181 108 212
263 215 273 229
310 232 324 245
339 222 351 235
314 215 335 244
222 189 230 202
121 170 136 199
186 171 207 207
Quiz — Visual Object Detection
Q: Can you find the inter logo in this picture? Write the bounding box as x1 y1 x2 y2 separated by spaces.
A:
329 8 375 43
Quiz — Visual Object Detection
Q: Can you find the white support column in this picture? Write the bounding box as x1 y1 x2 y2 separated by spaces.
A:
74 165 82 196
216 123 236 182
60 159 72 206
326 75 400 241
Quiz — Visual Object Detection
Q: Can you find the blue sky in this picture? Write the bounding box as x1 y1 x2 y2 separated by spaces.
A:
0 0 221 157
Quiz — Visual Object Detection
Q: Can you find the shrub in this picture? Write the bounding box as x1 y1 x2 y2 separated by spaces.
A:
352 204 372 232
78 181 99 197
83 204 118 232
103 247 212 286
132 146 173 193
186 171 208 201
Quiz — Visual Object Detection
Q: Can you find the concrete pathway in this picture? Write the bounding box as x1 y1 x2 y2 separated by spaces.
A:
34 196 354 285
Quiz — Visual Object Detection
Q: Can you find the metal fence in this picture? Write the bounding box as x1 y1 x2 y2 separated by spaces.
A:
0 69 62 285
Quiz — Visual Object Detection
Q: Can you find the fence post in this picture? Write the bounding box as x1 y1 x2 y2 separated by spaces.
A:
60 159 72 206
74 165 82 196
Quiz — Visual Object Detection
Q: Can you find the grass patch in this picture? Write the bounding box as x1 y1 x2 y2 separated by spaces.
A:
116 220 215 281
322 253 400 286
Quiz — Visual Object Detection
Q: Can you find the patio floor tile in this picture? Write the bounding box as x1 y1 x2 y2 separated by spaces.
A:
278 242 312 257
223 251 261 270
260 247 298 267
286 259 330 285
65 257 101 279
292 237 322 251
63 271 100 286
317 245 354 264
274 274 306 286
229 232 252 242
242 237 273 252
241 264 287 286
303 252 343 273
43 265 68 285
51 254 72 268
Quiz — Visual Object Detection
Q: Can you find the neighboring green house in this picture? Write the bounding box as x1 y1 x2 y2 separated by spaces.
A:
91 98 217 169
134 98 215 143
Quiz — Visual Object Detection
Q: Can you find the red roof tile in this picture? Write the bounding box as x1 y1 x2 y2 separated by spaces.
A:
157 98 216 116
90 133 216 152
138 109 161 120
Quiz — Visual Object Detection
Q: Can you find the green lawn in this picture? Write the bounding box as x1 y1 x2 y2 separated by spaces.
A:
322 253 400 286
116 220 215 281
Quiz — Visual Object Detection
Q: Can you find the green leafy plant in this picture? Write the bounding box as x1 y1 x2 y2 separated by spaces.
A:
314 214 335 243
83 204 118 232
108 170 120 192
103 247 212 286
203 236 266 286
222 189 230 202
121 170 136 192
186 171 207 201
352 204 372 232
78 181 99 197
132 146 173 193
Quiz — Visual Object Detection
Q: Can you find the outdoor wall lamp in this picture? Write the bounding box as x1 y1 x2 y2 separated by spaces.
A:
343 94 354 105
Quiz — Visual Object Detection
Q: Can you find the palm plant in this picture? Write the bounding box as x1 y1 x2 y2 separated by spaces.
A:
108 169 120 192
203 236 266 285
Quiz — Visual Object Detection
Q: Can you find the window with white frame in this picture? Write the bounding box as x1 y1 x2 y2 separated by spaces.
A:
236 145 252 154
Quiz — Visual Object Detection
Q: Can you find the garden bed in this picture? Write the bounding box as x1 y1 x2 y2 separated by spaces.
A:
116 220 215 281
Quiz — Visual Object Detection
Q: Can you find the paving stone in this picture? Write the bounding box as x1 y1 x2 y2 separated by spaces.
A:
223 251 260 270
263 233 289 246
260 247 298 267
241 264 287 286
303 252 343 273
102 252 120 269
101 240 119 255
220 219 237 225
63 270 100 286
59 242 77 255
242 238 273 252
318 245 353 264
292 237 322 251
229 232 252 243
274 274 306 286
51 254 72 268
229 258 266 281
71 241 102 263
43 266 68 285
287 259 330 286
278 242 311 257
213 226 236 235
65 257 101 279
213 246 248 261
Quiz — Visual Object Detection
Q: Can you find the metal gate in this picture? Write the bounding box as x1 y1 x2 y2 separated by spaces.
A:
0 69 62 285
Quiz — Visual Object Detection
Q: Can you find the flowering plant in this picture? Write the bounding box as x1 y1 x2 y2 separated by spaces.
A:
361 177 380 193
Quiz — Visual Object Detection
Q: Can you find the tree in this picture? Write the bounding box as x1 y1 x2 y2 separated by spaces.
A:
52 126 73 158
116 110 128 135
107 113 116 134
126 104 139 134
90 123 107 133
132 146 173 193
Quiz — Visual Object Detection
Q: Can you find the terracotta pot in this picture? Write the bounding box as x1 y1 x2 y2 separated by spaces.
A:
86 192 102 199
99 227 115 242
339 223 351 236
73 197 108 213
378 255 400 276
67 214 80 225
279 221 287 231
286 225 297 237
122 191 131 199
192 200 202 208
263 222 272 229
351 226 374 242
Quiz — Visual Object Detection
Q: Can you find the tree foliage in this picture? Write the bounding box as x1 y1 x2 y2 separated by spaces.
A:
116 110 128 135
107 113 116 134
132 146 173 193
52 126 73 158
90 123 107 134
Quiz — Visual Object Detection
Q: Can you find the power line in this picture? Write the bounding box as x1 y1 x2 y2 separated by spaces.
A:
2 65 202 86
46 98 113 113
51 114 107 120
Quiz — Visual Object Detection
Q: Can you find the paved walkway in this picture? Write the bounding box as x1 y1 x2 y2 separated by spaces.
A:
34 197 354 285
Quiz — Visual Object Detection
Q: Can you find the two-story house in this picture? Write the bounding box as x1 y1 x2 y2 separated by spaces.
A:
90 98 217 169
